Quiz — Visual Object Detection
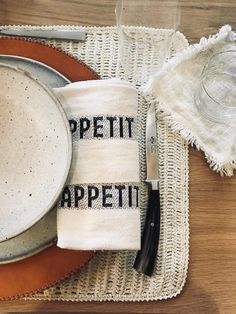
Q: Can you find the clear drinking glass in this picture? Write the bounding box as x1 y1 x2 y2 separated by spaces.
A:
195 50 236 124
115 0 180 79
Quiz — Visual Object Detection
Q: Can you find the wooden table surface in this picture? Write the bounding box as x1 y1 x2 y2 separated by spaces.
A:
0 1 236 313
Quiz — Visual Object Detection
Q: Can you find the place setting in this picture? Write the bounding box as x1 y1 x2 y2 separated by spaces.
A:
0 36 97 299
0 0 235 303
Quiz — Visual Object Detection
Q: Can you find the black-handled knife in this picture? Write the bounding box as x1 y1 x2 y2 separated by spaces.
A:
134 102 160 276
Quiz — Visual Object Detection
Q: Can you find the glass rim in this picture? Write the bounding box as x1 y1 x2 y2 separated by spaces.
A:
201 49 236 78
200 49 236 110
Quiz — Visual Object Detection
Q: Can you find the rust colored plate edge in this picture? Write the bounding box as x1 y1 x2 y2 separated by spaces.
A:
0 37 98 301
0 36 99 82
0 250 95 301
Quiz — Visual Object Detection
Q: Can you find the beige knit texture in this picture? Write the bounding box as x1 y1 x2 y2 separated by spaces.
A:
3 25 190 301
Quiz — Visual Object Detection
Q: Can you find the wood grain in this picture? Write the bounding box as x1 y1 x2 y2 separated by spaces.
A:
1 1 236 313
1 0 236 42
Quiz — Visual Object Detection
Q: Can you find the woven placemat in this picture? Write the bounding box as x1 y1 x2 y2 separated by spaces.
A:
2 25 189 301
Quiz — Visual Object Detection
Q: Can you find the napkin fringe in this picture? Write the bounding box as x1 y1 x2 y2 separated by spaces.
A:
144 24 236 176
154 102 236 176
143 24 233 95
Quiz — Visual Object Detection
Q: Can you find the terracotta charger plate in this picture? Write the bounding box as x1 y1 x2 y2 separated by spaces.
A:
0 56 70 264
0 37 99 300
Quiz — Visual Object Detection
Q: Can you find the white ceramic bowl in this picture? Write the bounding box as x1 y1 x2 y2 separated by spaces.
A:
0 63 72 242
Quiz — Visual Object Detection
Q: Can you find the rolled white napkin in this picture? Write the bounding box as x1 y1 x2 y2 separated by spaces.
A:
54 78 140 250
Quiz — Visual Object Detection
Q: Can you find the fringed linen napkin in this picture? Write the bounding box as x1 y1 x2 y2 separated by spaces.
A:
144 25 236 176
54 78 140 250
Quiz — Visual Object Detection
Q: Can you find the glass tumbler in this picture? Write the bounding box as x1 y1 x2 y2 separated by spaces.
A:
195 50 236 124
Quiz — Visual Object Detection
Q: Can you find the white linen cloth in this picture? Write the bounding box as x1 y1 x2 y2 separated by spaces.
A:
144 25 236 176
53 78 140 250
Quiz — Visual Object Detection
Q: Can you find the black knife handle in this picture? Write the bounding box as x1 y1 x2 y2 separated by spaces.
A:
134 189 160 276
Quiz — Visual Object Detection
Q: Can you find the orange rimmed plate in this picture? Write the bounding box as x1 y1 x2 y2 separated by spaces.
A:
0 37 98 300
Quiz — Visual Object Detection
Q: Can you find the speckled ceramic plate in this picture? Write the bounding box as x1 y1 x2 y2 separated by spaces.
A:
0 208 57 264
0 55 70 88
0 56 70 263
0 62 72 243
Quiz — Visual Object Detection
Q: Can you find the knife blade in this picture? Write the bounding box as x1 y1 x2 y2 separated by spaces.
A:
133 102 160 276
0 29 86 42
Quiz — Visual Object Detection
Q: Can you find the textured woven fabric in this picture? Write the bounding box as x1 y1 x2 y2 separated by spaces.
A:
3 25 190 301
144 25 236 176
